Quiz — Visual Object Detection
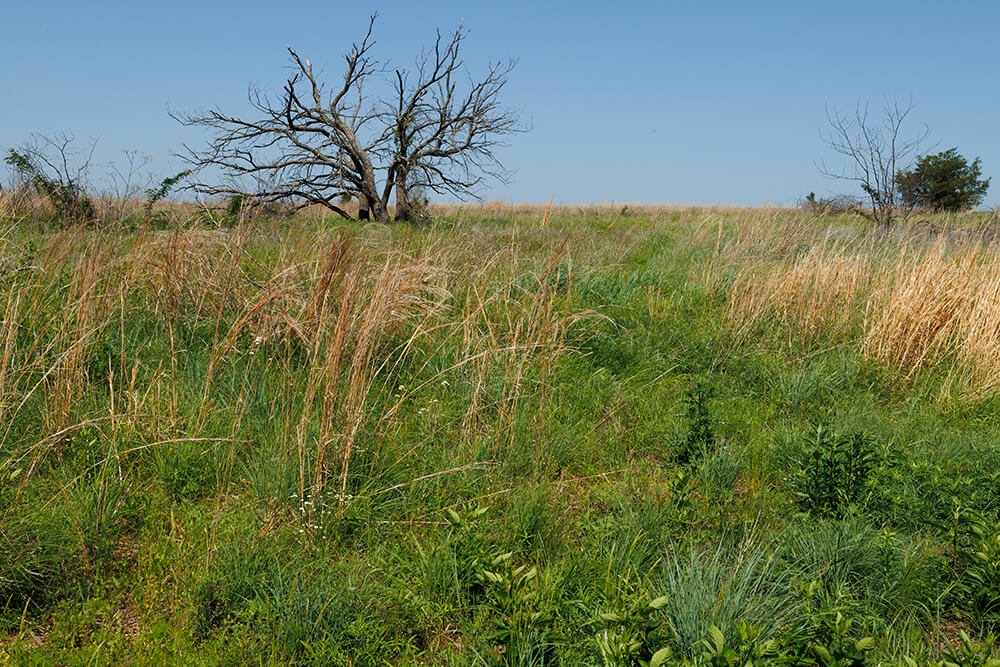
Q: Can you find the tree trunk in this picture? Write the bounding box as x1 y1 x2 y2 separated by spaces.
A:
368 197 390 222
357 177 390 222
393 171 410 222
348 136 391 222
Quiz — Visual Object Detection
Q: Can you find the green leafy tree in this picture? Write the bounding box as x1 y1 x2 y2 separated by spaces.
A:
895 148 990 212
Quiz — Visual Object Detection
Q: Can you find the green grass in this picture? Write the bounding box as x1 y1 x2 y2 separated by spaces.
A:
3 205 1000 664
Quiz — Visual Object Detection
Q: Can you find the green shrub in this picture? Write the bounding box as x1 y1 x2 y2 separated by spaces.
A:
226 194 246 219
592 593 671 666
143 171 188 222
896 148 990 212
787 425 883 518
4 148 94 223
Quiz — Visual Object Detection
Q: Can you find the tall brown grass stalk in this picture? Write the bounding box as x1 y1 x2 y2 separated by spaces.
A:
864 242 975 372
720 215 1000 395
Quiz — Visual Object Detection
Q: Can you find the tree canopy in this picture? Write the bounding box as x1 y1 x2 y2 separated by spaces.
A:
895 148 990 212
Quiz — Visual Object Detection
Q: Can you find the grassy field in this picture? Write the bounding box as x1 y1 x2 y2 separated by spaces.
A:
3 202 1000 665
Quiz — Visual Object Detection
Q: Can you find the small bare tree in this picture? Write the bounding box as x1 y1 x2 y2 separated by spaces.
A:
174 15 521 222
4 132 98 223
819 100 928 227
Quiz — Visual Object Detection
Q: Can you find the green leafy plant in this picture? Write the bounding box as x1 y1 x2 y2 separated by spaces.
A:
788 425 882 518
143 170 188 222
477 552 555 665
808 611 876 667
696 623 780 666
593 593 671 666
960 515 1000 633
673 378 718 465
937 630 1000 667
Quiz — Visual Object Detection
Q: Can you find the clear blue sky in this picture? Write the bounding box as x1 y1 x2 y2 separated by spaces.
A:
3 1 997 207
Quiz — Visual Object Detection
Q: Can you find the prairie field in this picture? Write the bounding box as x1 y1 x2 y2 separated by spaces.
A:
5 201 1000 665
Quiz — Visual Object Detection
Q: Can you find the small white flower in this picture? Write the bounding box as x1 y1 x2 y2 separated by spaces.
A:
441 380 449 386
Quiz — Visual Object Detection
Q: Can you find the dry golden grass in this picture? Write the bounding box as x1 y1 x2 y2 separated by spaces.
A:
950 249 1000 390
727 243 872 346
719 212 1000 395
863 242 975 372
0 211 599 510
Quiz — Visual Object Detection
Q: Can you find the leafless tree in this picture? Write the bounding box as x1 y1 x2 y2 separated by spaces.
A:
104 149 157 220
173 14 522 223
4 132 98 223
819 100 928 227
380 28 519 221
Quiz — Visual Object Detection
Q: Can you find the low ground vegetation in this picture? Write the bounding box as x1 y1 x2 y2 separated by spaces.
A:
3 196 1000 664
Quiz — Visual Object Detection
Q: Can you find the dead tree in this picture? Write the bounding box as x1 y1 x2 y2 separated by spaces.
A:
819 100 928 227
4 132 97 223
381 28 518 221
174 15 520 222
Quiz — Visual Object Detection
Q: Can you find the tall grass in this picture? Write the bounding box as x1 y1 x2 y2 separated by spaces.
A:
727 242 872 346
5 203 1000 662
863 241 974 373
721 216 1000 395
660 534 795 656
0 214 591 519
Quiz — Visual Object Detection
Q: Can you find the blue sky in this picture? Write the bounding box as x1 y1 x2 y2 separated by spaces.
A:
3 1 997 207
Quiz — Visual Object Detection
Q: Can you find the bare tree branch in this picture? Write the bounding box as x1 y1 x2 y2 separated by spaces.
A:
173 15 522 223
818 99 929 227
4 132 98 224
380 25 522 220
